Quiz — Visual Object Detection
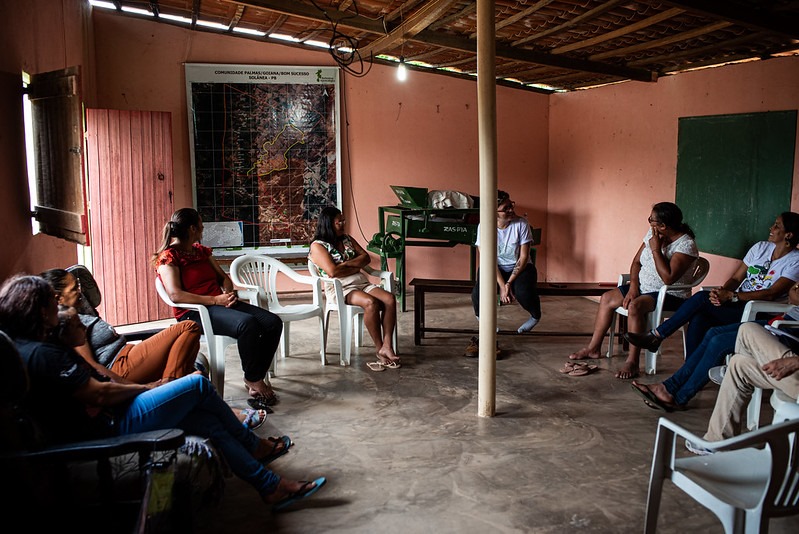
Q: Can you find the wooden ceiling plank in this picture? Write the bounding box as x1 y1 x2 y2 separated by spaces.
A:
551 7 685 54
661 0 799 39
589 20 732 60
227 4 245 32
429 2 476 31
476 0 558 39
149 1 159 17
626 31 770 67
191 0 200 28
232 0 387 33
357 0 462 58
264 13 287 35
511 0 626 47
419 29 656 82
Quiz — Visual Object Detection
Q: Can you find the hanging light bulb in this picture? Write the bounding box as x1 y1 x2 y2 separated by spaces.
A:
397 56 407 81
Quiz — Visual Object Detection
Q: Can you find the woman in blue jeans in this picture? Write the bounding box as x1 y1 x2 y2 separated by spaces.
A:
626 212 799 357
0 274 325 510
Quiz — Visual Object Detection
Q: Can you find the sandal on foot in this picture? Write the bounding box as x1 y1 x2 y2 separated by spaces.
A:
248 396 277 410
241 408 267 430
366 361 386 372
260 435 292 464
272 477 327 512
630 382 677 412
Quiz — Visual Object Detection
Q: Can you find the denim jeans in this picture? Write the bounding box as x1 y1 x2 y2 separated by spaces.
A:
654 290 746 355
472 265 541 319
182 300 283 382
116 374 280 497
662 320 766 405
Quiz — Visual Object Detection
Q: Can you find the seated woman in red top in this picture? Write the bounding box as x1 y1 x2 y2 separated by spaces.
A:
153 208 283 408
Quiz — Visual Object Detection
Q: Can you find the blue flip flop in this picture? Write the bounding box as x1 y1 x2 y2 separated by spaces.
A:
260 435 292 464
272 477 327 512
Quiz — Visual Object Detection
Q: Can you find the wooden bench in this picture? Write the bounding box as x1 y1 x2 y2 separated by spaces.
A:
409 278 618 345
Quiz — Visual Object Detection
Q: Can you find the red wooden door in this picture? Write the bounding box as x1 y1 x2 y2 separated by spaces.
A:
85 109 174 325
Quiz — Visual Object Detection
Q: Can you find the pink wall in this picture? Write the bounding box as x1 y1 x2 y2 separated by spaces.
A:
0 0 93 281
548 57 799 286
90 12 550 282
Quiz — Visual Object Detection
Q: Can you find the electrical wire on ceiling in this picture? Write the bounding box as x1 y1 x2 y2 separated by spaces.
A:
309 0 373 78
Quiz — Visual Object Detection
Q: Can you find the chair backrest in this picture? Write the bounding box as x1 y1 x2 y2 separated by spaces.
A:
686 256 710 288
757 418 799 518
230 254 276 309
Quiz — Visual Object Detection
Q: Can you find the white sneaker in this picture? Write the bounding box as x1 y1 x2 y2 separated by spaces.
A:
685 440 714 456
708 365 727 385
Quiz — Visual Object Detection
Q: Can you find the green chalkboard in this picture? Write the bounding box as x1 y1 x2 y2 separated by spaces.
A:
675 111 797 259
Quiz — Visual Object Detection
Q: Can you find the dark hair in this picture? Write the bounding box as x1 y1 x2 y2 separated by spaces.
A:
39 269 72 296
651 202 695 239
0 275 55 340
46 305 78 345
780 212 799 248
313 206 342 245
497 190 510 207
151 207 201 265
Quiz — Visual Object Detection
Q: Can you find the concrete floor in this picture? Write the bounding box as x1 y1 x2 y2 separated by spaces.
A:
191 293 799 533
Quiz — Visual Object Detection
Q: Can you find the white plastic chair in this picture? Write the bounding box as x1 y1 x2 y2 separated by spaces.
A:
607 256 710 375
644 415 799 533
230 254 327 370
155 277 236 396
307 260 397 366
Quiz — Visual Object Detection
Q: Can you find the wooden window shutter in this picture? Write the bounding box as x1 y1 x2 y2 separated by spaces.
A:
27 65 89 245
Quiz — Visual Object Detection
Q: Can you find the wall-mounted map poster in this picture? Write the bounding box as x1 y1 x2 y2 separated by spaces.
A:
185 64 340 252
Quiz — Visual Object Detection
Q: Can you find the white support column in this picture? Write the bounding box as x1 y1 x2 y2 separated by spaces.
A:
477 0 497 418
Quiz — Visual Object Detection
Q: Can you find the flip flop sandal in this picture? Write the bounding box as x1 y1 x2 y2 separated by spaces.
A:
241 408 267 430
260 435 292 464
248 396 278 410
559 362 578 374
630 383 674 412
272 477 327 512
366 361 386 372
382 360 401 369
568 363 598 377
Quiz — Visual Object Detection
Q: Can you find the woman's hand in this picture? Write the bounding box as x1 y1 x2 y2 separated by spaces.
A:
212 291 238 308
500 282 514 304
622 287 639 309
648 231 662 252
709 288 735 306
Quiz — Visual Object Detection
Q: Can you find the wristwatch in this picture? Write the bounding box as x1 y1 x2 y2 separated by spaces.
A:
731 291 739 303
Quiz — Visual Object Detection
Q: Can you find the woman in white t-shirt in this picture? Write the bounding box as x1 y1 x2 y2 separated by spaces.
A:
465 190 540 357
569 202 699 379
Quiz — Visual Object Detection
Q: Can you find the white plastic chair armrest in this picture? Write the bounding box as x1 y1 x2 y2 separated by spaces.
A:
741 300 792 322
656 415 792 455
771 320 799 328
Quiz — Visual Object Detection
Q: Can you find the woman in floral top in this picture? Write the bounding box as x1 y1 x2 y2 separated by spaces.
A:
153 208 283 408
309 206 399 371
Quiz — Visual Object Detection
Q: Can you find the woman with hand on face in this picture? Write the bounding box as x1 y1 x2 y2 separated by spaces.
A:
569 202 699 379
308 206 399 371
153 208 283 410
626 212 799 358
0 274 325 511
41 268 267 429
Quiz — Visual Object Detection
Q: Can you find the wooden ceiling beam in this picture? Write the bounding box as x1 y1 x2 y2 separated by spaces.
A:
660 0 799 39
589 20 732 60
356 0 462 58
231 0 656 81
227 4 244 32
149 1 160 17
470 0 558 39
551 7 685 54
191 0 200 29
511 0 626 46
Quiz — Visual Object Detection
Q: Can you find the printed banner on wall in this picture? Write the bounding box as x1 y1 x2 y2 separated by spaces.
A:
185 63 341 252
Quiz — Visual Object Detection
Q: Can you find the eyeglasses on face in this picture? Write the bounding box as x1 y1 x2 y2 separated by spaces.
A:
498 201 515 213
648 216 662 224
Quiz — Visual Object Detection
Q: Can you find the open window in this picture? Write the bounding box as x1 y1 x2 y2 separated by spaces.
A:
25 65 89 245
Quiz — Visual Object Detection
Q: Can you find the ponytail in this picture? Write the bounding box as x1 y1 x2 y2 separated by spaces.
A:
151 208 201 265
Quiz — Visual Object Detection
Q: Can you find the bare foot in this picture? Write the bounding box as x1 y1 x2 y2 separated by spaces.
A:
377 346 399 364
615 361 640 379
569 347 601 360
245 379 277 400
